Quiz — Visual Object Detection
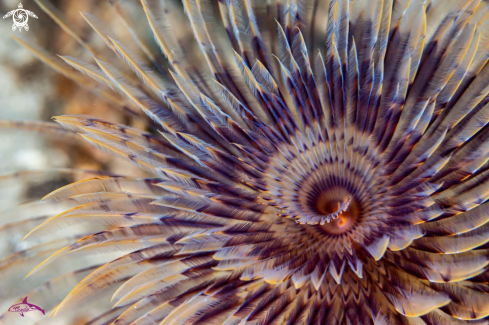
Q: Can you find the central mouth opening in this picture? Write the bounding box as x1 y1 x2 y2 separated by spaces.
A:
306 186 360 234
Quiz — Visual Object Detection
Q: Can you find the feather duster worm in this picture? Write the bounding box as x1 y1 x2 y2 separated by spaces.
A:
2 0 489 324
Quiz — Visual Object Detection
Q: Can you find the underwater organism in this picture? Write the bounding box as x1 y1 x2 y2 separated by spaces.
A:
2 0 489 324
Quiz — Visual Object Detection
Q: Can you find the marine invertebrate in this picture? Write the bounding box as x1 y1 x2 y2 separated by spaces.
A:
3 0 489 323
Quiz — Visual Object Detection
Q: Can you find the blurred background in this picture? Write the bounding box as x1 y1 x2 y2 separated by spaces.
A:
0 0 150 208
0 0 163 323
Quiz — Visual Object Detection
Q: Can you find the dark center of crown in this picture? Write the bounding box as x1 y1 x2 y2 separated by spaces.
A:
306 186 360 234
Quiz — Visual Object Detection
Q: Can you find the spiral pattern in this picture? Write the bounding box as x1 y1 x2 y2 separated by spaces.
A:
13 10 27 25
3 0 489 324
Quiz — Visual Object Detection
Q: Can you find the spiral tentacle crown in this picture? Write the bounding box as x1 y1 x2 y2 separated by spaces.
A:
11 0 489 323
